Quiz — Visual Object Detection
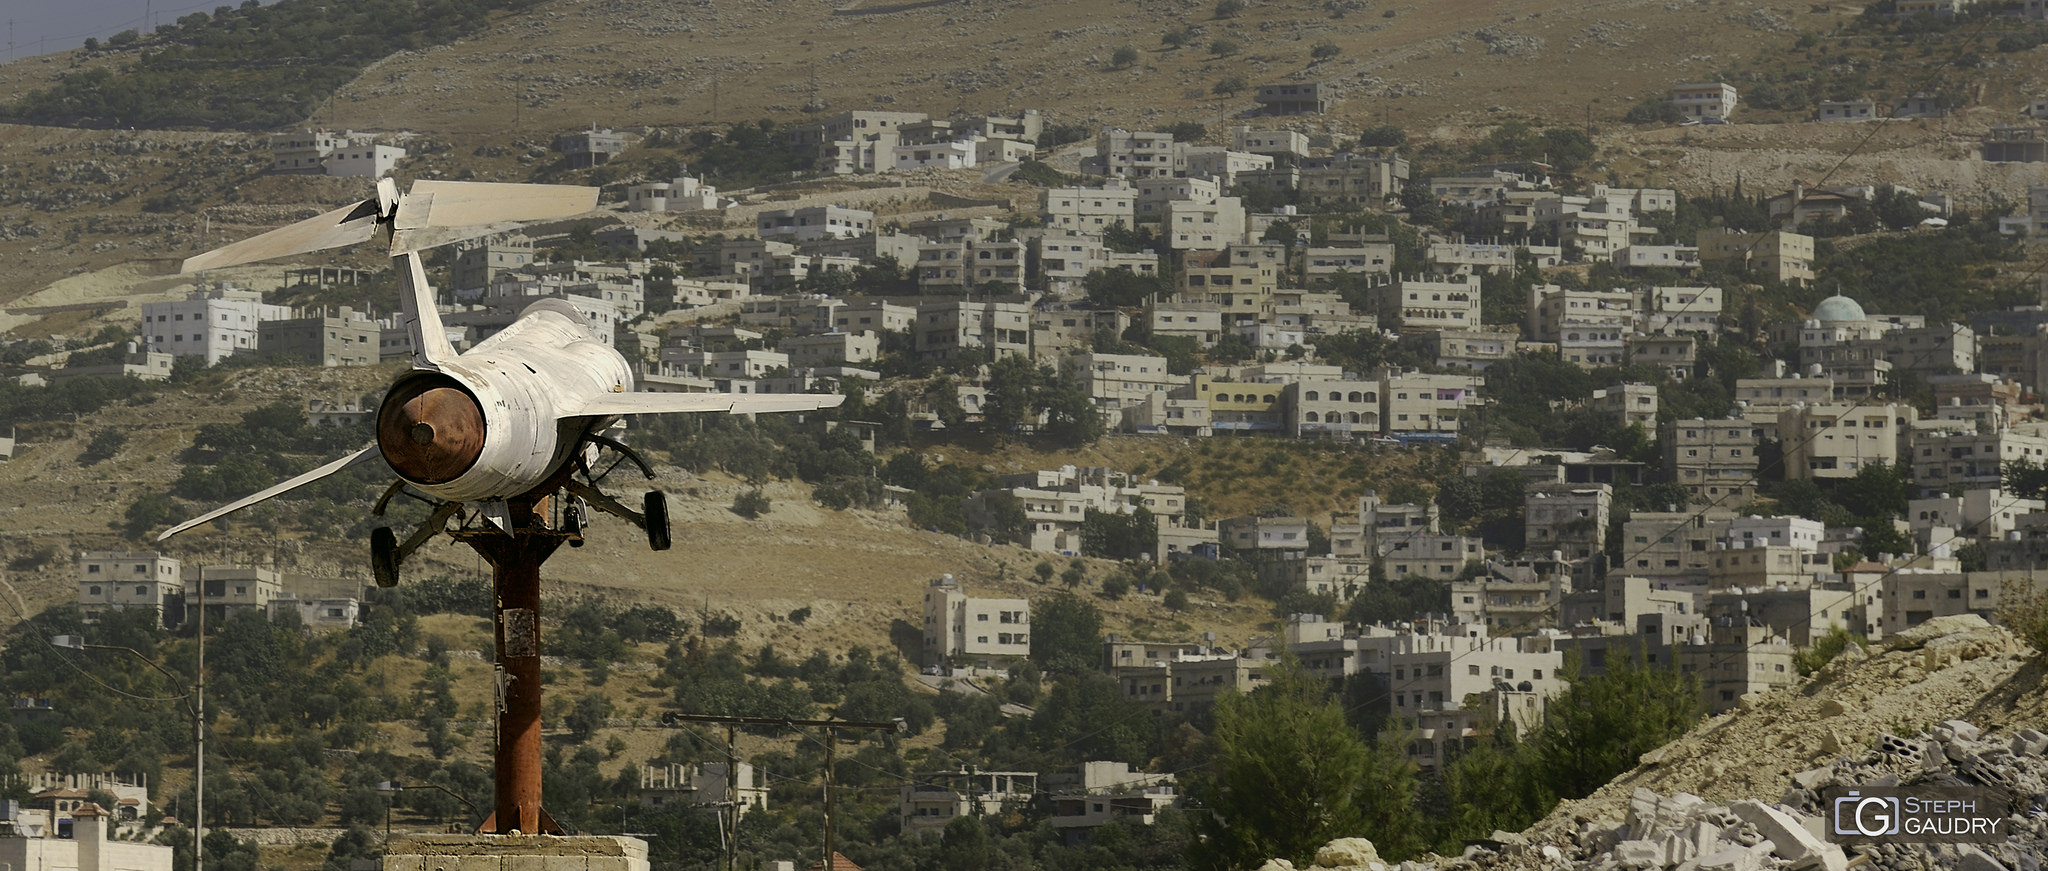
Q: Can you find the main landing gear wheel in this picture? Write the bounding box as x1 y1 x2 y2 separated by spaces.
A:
644 490 671 551
371 526 400 588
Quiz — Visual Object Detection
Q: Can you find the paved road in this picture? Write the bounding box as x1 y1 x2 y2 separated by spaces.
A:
914 672 1035 717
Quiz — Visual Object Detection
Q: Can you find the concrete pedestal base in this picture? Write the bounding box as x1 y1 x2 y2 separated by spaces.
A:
383 834 649 871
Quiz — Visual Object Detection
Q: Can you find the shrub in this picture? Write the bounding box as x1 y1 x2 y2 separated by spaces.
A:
1163 25 1198 48
1356 124 1407 147
1100 573 1130 600
1210 38 1242 57
1216 0 1246 19
1214 75 1248 96
1311 41 1341 61
732 488 771 518
1111 45 1140 69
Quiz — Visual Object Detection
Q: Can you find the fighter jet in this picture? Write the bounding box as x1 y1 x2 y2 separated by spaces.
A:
157 178 844 584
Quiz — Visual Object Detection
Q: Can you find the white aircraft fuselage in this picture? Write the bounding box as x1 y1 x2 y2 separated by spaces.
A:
379 298 630 503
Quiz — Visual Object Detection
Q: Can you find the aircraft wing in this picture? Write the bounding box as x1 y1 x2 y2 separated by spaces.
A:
567 392 847 418
158 445 385 541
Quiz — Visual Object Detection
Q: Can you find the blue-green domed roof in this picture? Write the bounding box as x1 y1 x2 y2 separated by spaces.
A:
1812 294 1866 324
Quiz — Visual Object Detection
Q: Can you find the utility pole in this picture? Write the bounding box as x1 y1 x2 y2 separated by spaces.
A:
657 713 900 871
196 567 205 871
821 728 835 870
724 725 739 871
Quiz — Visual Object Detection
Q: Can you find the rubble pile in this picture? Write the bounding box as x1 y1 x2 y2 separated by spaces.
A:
1404 715 2045 871
1270 615 2048 871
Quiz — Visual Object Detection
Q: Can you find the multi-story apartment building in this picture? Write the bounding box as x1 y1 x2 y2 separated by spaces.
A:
1229 126 1311 158
1778 402 1916 479
255 306 379 367
1091 128 1182 178
1063 352 1181 408
1628 334 1697 381
1662 413 1761 502
1907 489 2044 547
1380 369 1482 439
1697 227 1815 285
1178 250 1280 325
1295 152 1410 206
899 770 1038 838
1525 483 1612 568
1589 382 1659 429
756 205 874 242
140 286 290 365
1285 377 1382 439
920 575 1029 668
1643 285 1723 334
450 233 537 293
1145 301 1224 347
1162 197 1248 251
913 300 1031 361
1423 327 1522 372
77 551 183 626
832 300 916 334
1370 274 1482 333
1615 507 1738 582
1048 762 1179 833
1910 426 2048 491
1042 180 1137 231
1671 82 1739 119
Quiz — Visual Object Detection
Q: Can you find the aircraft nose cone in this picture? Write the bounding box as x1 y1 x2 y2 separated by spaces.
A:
378 377 486 485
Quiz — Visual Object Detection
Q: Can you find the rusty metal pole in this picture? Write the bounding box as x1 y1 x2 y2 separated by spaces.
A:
463 491 564 835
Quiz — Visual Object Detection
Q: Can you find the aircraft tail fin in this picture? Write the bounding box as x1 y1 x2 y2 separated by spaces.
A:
399 252 459 367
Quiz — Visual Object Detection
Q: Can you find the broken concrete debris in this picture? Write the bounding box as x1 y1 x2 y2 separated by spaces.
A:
1268 717 2042 871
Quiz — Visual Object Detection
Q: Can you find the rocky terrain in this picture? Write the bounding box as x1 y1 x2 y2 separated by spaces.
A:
1261 615 2048 871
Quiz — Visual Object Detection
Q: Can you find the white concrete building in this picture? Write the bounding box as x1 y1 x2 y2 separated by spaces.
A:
1049 762 1178 831
77 551 183 626
0 802 172 871
1163 197 1247 251
1778 402 1916 480
920 574 1029 668
1042 180 1137 231
625 176 721 212
757 205 874 242
1672 82 1738 119
140 286 290 365
893 139 979 170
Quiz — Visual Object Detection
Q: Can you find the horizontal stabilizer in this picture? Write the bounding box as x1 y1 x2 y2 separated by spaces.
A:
567 391 847 418
181 199 380 273
388 181 597 254
158 445 385 541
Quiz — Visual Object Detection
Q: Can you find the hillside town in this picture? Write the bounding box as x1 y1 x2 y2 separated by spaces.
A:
10 2 2048 869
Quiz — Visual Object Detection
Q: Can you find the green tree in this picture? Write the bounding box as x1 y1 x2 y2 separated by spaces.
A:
1310 41 1341 61
1214 75 1248 96
1111 45 1140 69
1192 660 1421 870
1215 0 1246 18
1029 591 1103 675
1534 651 1699 799
1210 38 1242 57
983 355 1042 434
